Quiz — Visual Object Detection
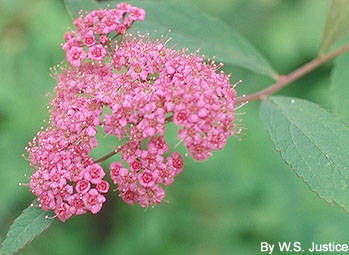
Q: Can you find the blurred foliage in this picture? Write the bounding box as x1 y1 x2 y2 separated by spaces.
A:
331 52 349 123
319 0 349 54
0 0 348 254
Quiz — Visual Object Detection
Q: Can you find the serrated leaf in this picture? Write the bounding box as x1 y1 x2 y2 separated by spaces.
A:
319 0 349 54
331 52 349 124
0 201 54 255
260 96 349 211
64 0 278 79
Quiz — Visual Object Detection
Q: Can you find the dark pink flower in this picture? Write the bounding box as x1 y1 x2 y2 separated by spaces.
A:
96 180 110 193
130 160 142 172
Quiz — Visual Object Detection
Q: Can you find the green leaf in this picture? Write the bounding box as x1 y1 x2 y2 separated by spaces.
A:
64 0 278 79
0 201 54 255
260 96 349 211
331 52 349 124
319 0 349 54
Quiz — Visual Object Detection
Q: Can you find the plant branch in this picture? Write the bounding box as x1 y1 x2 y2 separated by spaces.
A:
235 43 349 104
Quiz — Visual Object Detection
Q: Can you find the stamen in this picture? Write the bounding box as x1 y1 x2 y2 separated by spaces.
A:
235 100 248 110
232 79 243 89
45 215 58 220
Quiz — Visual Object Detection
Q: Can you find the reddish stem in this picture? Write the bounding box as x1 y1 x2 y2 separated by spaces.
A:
235 43 349 104
94 146 122 163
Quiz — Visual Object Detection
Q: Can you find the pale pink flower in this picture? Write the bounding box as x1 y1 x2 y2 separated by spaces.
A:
138 185 165 208
129 6 146 21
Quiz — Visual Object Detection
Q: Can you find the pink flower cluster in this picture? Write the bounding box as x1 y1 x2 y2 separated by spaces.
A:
110 137 183 207
26 3 237 221
63 3 145 66
26 127 109 221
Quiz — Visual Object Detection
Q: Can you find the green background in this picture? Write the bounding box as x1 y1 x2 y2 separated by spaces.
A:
0 0 348 254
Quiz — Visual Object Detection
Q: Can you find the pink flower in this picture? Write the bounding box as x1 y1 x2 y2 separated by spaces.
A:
38 191 56 211
67 194 87 215
84 163 105 184
110 162 123 181
121 141 141 162
174 111 188 125
83 30 96 47
129 7 146 21
30 170 50 196
96 180 110 193
117 167 137 189
69 165 85 182
117 3 132 12
88 44 107 61
147 136 169 155
49 168 68 189
120 189 138 205
138 170 158 187
75 180 91 194
66 46 87 66
130 160 142 172
83 189 106 214
100 14 119 34
116 24 127 34
86 126 97 137
158 165 176 186
168 152 183 173
99 35 108 45
62 38 80 51
138 185 165 208
55 202 73 222
64 32 74 41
